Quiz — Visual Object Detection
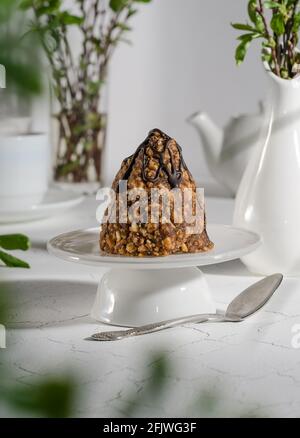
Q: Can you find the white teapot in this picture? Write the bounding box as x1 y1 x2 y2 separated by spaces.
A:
188 103 265 197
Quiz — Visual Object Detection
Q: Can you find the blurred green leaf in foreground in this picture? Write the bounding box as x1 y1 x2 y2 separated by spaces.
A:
0 284 77 418
0 376 77 418
0 0 76 420
0 234 31 268
120 352 262 418
0 0 42 96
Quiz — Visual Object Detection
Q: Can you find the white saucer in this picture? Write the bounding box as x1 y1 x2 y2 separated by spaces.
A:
48 225 260 327
0 188 84 223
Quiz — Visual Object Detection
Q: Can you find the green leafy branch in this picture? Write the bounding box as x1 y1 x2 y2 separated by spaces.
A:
232 0 300 79
0 234 30 268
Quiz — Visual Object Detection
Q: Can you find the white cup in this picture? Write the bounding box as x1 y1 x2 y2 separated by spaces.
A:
0 133 50 209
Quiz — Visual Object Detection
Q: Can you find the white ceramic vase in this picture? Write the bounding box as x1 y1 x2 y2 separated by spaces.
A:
234 67 300 276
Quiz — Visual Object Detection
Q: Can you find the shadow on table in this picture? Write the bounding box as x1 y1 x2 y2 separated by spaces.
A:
1 279 99 329
201 259 257 277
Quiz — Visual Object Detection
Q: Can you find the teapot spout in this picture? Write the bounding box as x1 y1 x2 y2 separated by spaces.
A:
188 111 223 176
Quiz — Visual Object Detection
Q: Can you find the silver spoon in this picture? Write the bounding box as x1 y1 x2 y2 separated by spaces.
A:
89 274 283 342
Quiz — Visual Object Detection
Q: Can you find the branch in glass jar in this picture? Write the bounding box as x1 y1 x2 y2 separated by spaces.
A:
20 0 152 183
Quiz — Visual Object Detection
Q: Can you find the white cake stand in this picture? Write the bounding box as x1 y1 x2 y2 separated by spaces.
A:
47 225 260 327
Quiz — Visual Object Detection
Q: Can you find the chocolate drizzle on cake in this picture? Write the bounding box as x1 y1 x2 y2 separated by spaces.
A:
119 129 190 191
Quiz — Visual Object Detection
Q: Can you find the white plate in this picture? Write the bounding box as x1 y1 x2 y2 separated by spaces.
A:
0 188 84 223
48 224 261 270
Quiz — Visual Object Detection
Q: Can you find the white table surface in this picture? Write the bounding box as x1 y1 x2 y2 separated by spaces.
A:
1 195 300 418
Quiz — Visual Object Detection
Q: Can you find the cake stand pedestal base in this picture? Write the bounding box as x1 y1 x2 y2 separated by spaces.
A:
90 267 216 327
48 225 260 327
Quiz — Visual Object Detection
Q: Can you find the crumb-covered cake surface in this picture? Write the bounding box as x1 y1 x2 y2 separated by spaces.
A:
100 129 214 256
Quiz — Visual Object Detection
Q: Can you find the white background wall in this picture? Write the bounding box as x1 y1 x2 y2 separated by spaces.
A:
34 0 269 185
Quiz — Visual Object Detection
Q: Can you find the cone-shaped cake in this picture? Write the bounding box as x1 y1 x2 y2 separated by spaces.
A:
100 129 214 256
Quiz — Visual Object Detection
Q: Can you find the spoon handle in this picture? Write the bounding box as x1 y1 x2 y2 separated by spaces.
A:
91 313 230 341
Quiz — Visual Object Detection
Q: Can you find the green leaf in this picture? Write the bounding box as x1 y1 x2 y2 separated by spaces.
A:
237 32 261 41
87 80 102 96
271 13 285 35
231 23 257 32
0 0 43 97
0 234 30 251
1 57 42 96
264 1 280 9
235 36 252 65
248 0 258 24
262 51 273 63
255 14 265 33
85 112 102 130
0 250 30 269
19 0 34 10
128 8 138 17
263 37 276 48
281 68 289 79
109 0 128 12
116 22 132 31
247 0 265 33
57 160 80 177
0 284 9 324
43 30 57 52
292 12 300 32
110 0 152 13
58 12 83 26
3 377 76 418
35 0 62 17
